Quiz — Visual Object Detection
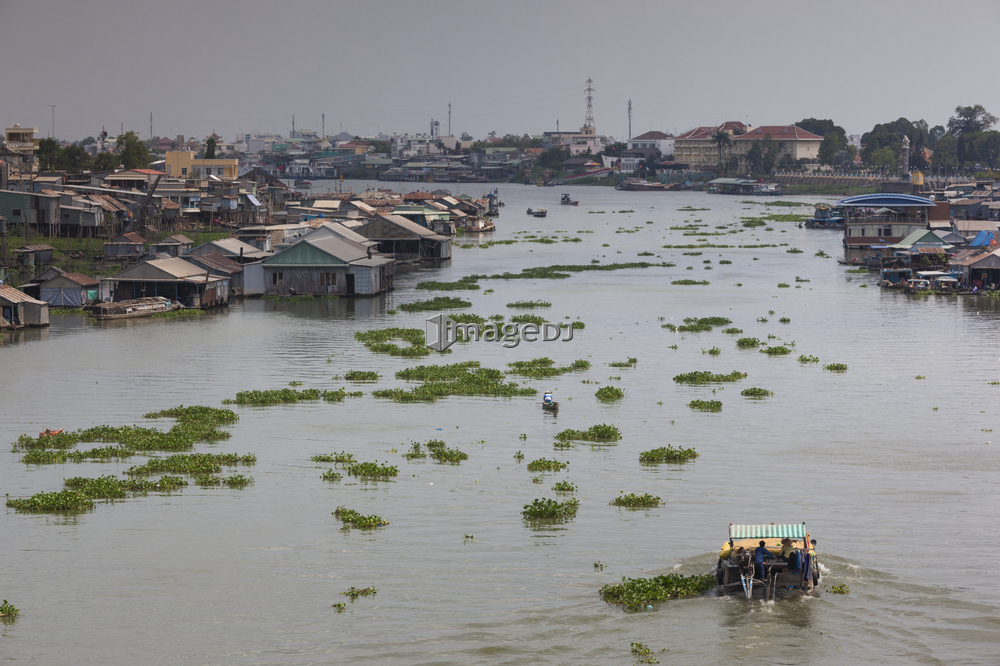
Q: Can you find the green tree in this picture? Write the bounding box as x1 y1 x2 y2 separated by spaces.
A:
601 142 627 157
947 104 998 136
818 132 848 164
928 126 946 148
870 147 896 170
93 152 119 172
204 137 217 159
795 118 843 137
860 118 922 164
537 147 569 169
62 145 93 172
368 140 390 154
115 131 150 170
459 132 473 142
931 135 957 169
37 138 61 171
711 130 733 173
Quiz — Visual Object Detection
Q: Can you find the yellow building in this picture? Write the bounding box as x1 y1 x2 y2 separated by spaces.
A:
164 151 238 179
4 124 39 156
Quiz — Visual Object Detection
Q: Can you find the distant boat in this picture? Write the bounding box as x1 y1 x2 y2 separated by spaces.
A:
542 401 559 412
561 194 579 205
531 208 548 218
294 179 312 188
90 297 179 320
805 204 846 228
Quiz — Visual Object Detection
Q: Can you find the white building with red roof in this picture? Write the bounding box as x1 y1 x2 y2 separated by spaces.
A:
627 130 674 157
673 121 750 169
732 125 822 162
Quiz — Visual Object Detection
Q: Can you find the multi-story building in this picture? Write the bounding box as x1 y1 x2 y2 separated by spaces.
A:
732 125 822 162
627 130 674 157
672 121 749 169
4 124 39 156
164 151 238 179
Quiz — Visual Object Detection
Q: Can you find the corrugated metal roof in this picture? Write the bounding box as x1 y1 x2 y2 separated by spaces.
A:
184 252 243 274
59 272 100 286
0 285 48 305
113 257 211 281
14 244 55 252
729 523 808 540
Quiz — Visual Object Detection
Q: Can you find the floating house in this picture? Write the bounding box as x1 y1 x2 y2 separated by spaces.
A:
182 252 245 293
39 272 101 307
148 234 194 257
0 285 49 327
103 232 146 259
184 237 270 263
840 193 944 262
247 234 393 297
12 244 54 267
354 213 451 261
105 257 229 308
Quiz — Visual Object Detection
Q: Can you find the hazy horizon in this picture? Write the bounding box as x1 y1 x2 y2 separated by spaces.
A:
3 0 998 144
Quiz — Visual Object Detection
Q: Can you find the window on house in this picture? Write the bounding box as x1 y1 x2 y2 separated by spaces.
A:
12 208 21 217
322 272 336 287
181 167 188 175
272 272 283 286
881 226 892 236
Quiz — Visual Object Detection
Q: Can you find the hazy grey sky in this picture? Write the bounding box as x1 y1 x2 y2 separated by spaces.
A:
3 0 999 143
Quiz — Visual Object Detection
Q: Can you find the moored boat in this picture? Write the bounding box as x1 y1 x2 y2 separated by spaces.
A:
542 401 559 412
294 179 312 188
531 208 548 218
805 204 846 228
560 194 579 205
90 297 180 320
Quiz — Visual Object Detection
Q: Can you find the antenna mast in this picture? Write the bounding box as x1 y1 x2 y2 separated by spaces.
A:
150 112 153 140
448 103 451 136
322 113 325 139
584 78 595 129
49 105 56 139
628 99 632 141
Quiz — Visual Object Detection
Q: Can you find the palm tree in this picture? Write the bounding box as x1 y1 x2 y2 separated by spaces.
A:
711 130 733 173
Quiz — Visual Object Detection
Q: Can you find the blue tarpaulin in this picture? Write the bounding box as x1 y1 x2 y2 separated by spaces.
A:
970 231 994 247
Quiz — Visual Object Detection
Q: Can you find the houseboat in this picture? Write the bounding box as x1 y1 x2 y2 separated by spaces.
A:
805 204 846 229
716 523 820 608
616 178 669 192
879 267 912 288
90 297 179 320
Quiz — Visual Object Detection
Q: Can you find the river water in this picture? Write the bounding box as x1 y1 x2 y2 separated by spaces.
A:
2 184 999 664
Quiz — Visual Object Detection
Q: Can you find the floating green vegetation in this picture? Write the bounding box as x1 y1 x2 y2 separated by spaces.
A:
49 307 87 315
376 365 536 402
334 507 388 530
608 357 637 368
6 489 94 513
194 474 254 488
661 323 677 331
346 461 398 480
859 283 868 288
662 243 733 249
915 375 926 380
312 451 355 465
0 600 19 618
682 250 704 255
631 642 658 664
637 251 655 256
688 399 722 412
704 347 721 356
332 602 346 613
288 381 303 387
223 388 321 405
721 327 743 334
124 452 256 477
514 450 525 463
678 322 711 332
779 317 790 324
554 424 621 442
845 267 868 273
828 584 850 594
415 276 481 291
595 386 625 401
764 213 809 222
673 370 746 384
63 474 188 497
757 316 768 323
824 363 848 372
343 370 379 382
761 346 792 356
396 361 480 381
552 481 577 493
688 316 732 326
671 279 710 285
610 493 662 508
741 387 773 398
484 261 673 281
777 283 790 288
521 498 579 519
507 300 551 308
719 259 732 264
639 445 699 464
560 321 585 329
341 586 377 600
526 458 569 472
402 442 427 460
151 308 206 319
508 313 545 326
815 250 831 258
798 355 820 364
397 296 472 312
323 388 364 402
742 219 767 228
425 439 468 464
600 573 716 611
354 327 433 357
678 206 710 211
506 357 590 378
321 469 343 482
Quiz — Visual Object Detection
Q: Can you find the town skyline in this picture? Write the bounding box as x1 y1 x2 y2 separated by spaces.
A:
3 0 999 144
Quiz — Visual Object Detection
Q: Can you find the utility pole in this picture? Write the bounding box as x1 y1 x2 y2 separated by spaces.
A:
49 105 56 139
628 100 632 141
150 112 153 140
448 103 451 137
322 113 325 139
292 115 295 137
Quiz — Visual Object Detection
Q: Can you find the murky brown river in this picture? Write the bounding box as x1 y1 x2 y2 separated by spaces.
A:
2 185 999 664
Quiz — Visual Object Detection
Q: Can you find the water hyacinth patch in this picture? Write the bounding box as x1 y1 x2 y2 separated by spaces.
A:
63 474 188 498
125 452 256 477
721 327 743 334
223 388 321 405
688 399 722 412
824 363 848 372
779 317 791 324
346 461 398 480
415 276 481 291
194 474 254 488
761 346 792 356
312 451 355 465
341 586 377 600
506 300 551 308
398 296 472 312
735 337 761 348
610 492 662 508
321 470 343 482
595 386 625 401
741 387 773 398
6 489 95 513
425 439 468 464
526 458 568 472
506 357 589 378
354 327 435 358
396 361 481 381
344 370 379 381
374 366 536 402
671 279 710 285
639 445 699 464
608 357 637 368
798 355 820 364
323 388 364 402
334 507 388 530
521 498 579 519
672 370 746 384
552 481 577 493
599 573 716 611
554 424 621 442
0 600 19 618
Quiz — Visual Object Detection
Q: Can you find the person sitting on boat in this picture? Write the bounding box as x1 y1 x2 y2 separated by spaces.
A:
777 537 795 561
543 391 554 405
754 540 773 580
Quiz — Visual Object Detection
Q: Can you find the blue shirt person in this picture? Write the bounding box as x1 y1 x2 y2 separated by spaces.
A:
543 391 553 404
754 541 772 579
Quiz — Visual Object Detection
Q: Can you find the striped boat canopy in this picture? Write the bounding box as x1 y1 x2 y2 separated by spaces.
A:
729 523 808 540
